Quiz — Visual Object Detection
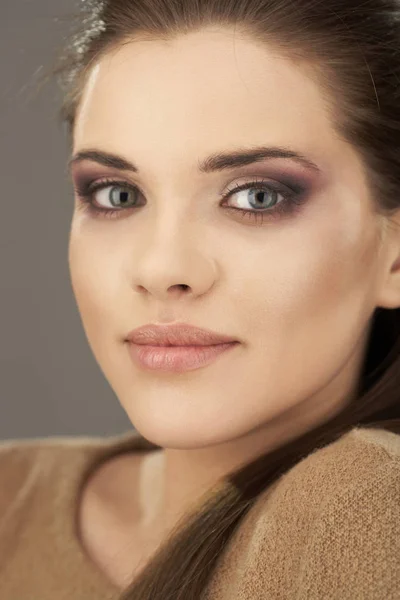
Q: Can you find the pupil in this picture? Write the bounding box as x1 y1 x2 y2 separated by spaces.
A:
252 189 276 208
120 191 129 205
111 187 131 206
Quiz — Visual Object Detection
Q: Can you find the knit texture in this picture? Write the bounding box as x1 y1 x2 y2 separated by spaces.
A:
0 425 399 600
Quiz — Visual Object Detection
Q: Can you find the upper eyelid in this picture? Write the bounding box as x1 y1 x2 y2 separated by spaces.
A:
88 177 134 189
75 173 294 195
72 160 282 186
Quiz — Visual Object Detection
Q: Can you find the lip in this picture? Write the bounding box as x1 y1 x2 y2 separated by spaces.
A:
127 342 238 373
125 323 239 346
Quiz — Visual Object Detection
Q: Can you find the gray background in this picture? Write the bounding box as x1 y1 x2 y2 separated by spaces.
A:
1 1 132 440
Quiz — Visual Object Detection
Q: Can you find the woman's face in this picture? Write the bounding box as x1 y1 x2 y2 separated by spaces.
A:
69 27 390 448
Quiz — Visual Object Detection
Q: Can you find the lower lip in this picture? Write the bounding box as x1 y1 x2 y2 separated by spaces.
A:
127 342 239 373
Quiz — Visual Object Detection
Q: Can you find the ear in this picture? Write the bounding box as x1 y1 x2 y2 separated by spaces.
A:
375 213 400 310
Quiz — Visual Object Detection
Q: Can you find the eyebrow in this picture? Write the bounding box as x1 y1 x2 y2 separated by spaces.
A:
68 145 321 175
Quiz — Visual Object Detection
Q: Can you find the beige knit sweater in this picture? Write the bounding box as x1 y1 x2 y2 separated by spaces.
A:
0 425 399 599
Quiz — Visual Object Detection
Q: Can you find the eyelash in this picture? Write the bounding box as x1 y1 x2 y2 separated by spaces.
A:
73 176 307 225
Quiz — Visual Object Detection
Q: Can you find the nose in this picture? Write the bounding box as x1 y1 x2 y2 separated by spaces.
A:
130 233 218 302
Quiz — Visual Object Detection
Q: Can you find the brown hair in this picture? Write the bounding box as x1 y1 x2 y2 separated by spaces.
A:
48 0 400 597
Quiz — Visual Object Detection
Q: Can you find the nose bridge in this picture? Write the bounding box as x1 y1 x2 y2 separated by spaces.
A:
143 176 204 244
131 188 217 297
138 146 207 231
154 191 192 240
140 205 200 272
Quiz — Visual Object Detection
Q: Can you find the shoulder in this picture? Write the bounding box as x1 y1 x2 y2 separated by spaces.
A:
314 425 400 494
295 446 400 598
291 425 400 517
311 423 400 517
245 427 400 598
0 433 109 469
252 425 400 532
0 429 148 514
292 426 400 598
275 425 400 502
0 434 111 513
309 429 400 534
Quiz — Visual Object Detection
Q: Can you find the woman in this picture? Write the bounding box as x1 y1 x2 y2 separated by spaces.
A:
1 0 400 598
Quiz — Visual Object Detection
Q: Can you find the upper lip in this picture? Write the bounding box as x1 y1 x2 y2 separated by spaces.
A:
125 323 239 346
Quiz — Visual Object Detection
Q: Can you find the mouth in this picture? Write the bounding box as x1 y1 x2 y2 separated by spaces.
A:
126 340 239 373
124 322 240 347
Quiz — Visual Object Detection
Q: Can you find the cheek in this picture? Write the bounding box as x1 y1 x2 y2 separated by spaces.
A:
253 189 380 331
231 205 379 388
68 229 122 336
233 226 367 330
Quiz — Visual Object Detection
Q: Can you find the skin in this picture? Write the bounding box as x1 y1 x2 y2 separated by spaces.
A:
69 27 400 586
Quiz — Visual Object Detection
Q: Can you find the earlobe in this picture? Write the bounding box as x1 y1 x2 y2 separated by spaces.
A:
375 249 400 310
391 254 400 272
373 214 400 309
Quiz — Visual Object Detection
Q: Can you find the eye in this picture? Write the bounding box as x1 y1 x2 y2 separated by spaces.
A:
220 177 305 223
224 183 284 212
74 178 143 219
94 184 139 209
74 175 307 223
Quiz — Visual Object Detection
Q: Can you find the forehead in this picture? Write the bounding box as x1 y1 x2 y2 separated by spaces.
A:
73 28 343 175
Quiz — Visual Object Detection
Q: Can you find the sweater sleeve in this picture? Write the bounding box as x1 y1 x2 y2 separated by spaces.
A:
295 459 400 600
